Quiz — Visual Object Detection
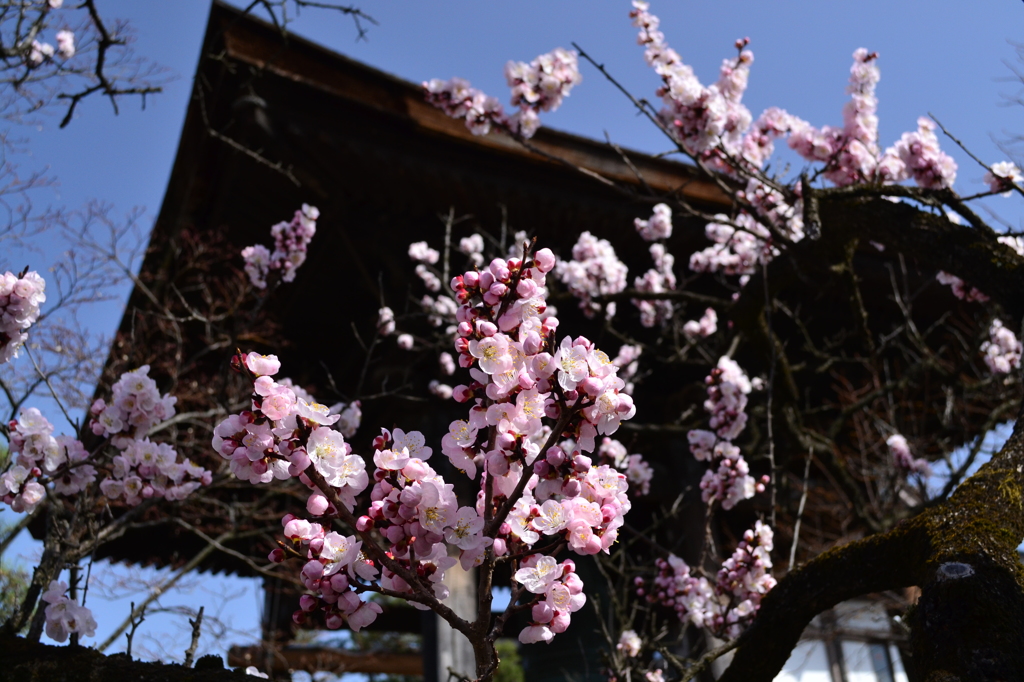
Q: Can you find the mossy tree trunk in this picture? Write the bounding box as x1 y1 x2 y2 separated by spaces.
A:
718 393 1024 682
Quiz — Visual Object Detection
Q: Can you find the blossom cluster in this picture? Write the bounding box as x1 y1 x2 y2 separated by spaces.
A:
612 344 641 395
219 242 636 643
90 367 211 507
687 357 767 510
283 518 383 632
554 231 628 319
683 307 718 340
981 318 1022 375
787 48 881 185
885 434 930 477
516 555 586 643
0 270 46 363
241 205 319 289
41 580 96 643
630 1 753 156
935 271 988 303
620 3 966 300
688 212 773 280
504 48 583 138
643 521 775 638
985 162 1023 195
617 629 642 657
887 117 957 189
424 48 581 139
632 244 676 328
633 203 673 242
2 366 210 514
27 28 75 66
597 437 653 496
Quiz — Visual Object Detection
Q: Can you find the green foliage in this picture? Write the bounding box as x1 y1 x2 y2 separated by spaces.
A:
494 639 524 682
0 520 29 625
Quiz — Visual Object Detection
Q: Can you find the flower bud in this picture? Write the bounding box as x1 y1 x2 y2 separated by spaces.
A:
579 377 604 397
532 602 554 623
299 594 317 612
307 494 329 516
545 447 565 467
534 248 556 273
356 516 374 532
516 278 537 298
551 611 571 633
268 548 285 563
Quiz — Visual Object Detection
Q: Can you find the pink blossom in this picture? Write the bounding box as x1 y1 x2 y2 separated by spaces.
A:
634 203 673 241
985 161 1023 195
981 318 1021 375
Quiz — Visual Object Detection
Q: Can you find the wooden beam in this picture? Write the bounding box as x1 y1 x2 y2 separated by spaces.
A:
228 645 423 676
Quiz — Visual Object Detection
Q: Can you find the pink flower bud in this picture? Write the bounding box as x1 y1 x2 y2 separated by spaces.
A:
309 538 324 555
307 494 329 516
522 331 543 355
572 454 592 473
579 377 604 397
292 610 307 626
533 460 551 477
299 594 317 612
534 248 556 273
562 479 581 497
463 270 480 288
289 449 311 472
532 602 554 623
489 258 510 281
476 320 497 337
330 573 350 592
302 560 324 580
516 278 537 298
268 548 285 563
453 385 474 402
324 612 344 629
479 271 495 290
499 522 512 535
496 431 516 450
545 447 565 467
551 611 571 633
493 537 507 556
384 525 406 544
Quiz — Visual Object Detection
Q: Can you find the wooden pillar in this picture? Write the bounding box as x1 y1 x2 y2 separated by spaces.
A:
423 559 476 682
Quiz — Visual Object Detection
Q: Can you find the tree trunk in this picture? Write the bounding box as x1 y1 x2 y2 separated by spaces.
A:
719 414 1024 681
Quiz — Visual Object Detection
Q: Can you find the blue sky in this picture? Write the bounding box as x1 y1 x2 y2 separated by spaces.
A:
5 0 1024 670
